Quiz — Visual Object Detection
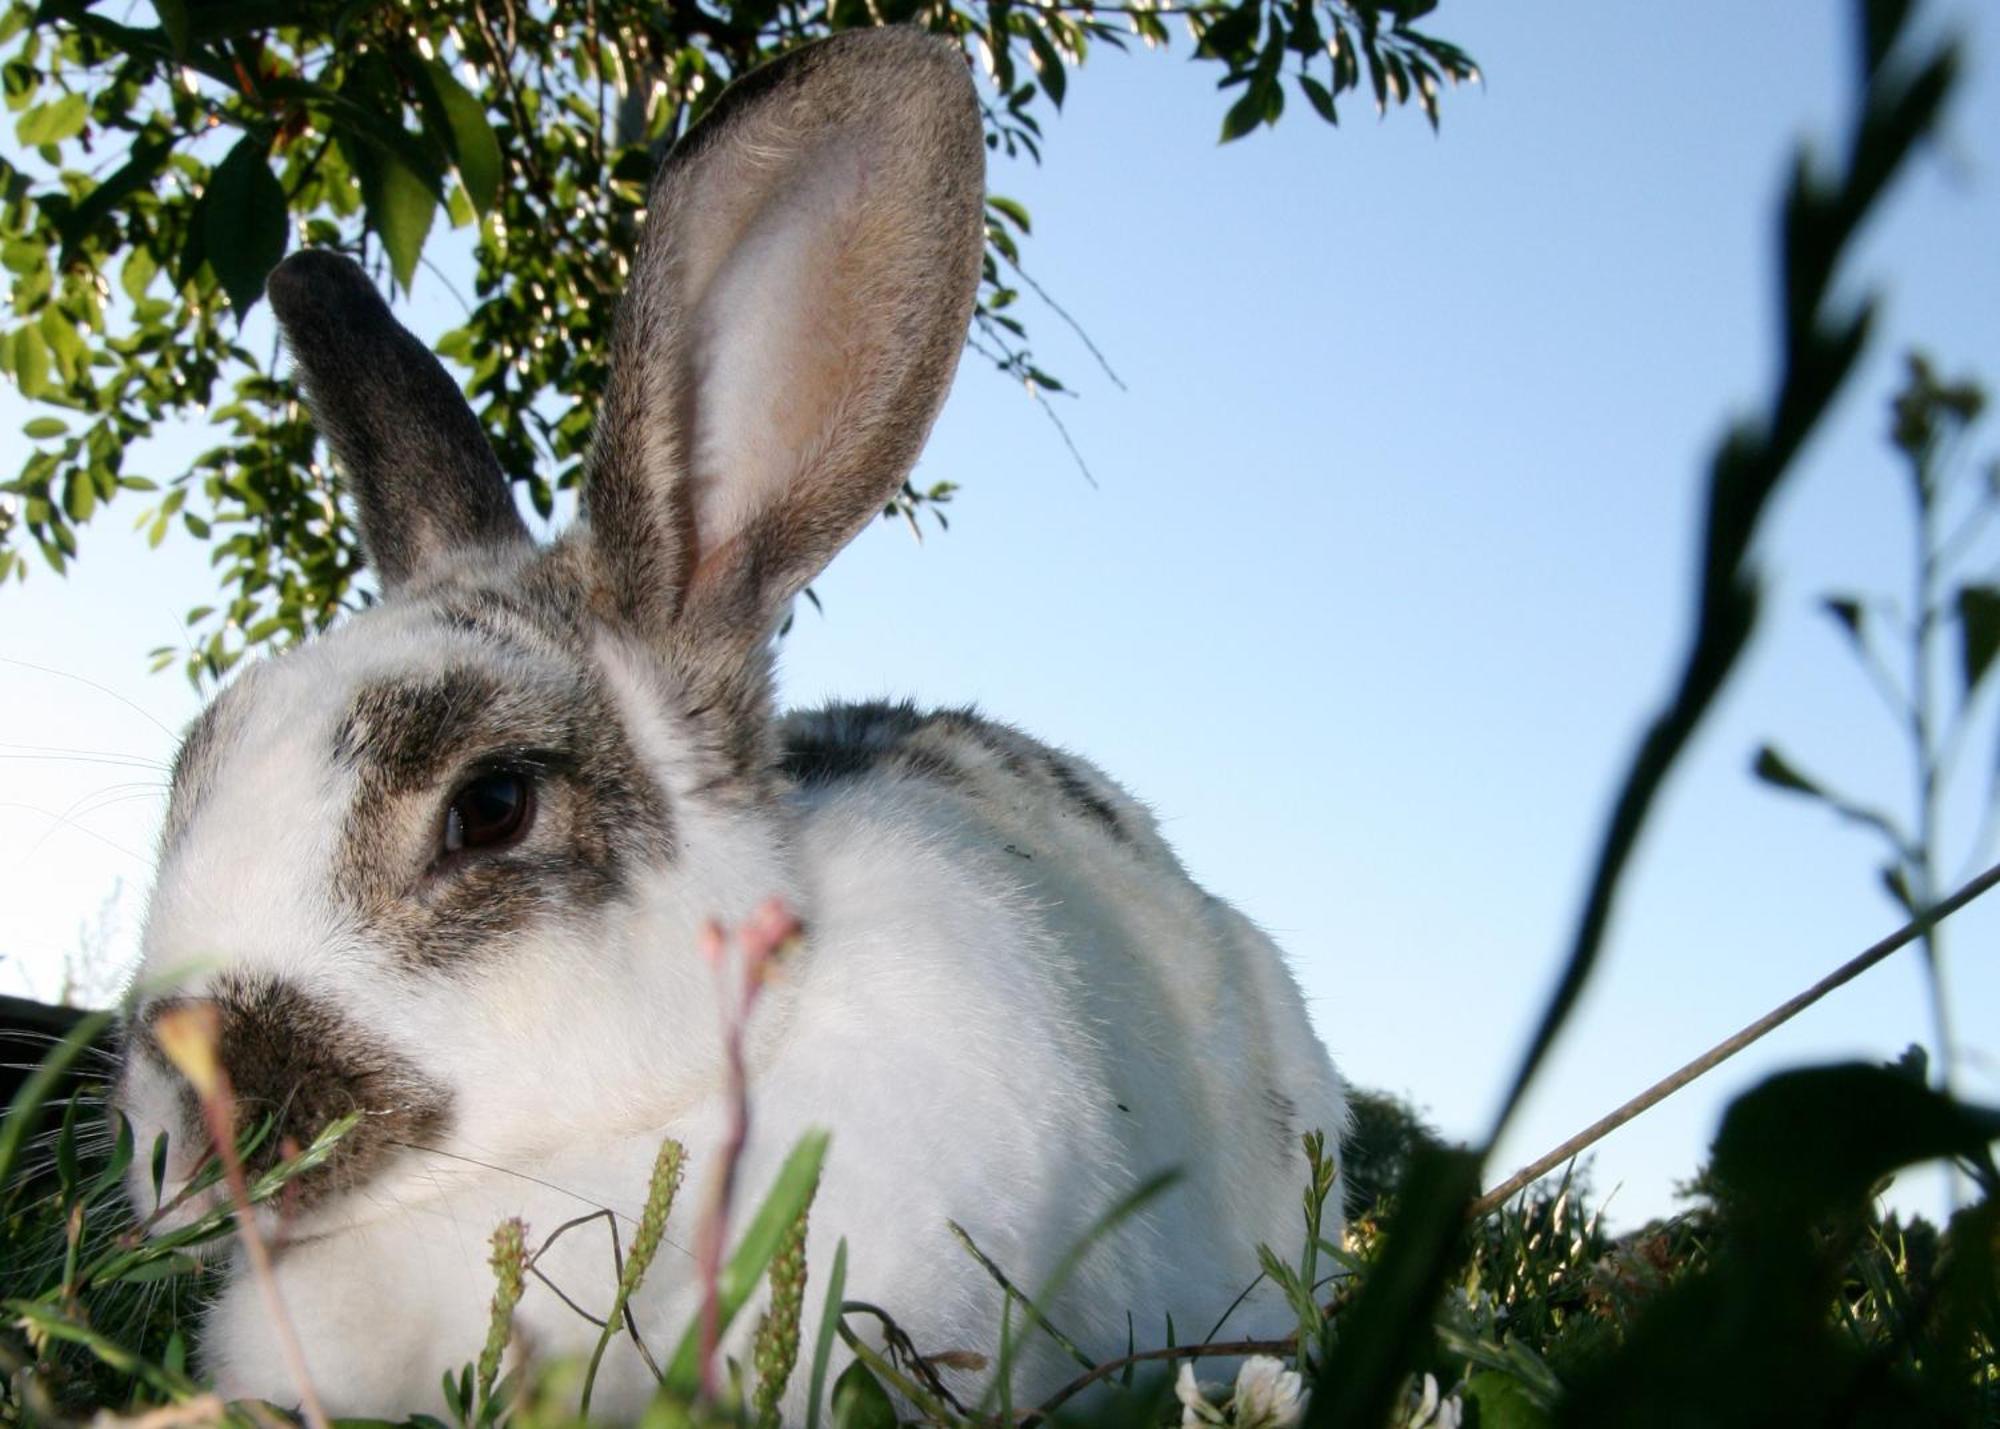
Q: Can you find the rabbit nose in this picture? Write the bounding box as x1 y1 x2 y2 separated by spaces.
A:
133 976 452 1207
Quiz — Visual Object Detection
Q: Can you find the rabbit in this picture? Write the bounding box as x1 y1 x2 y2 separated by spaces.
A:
112 26 1349 1420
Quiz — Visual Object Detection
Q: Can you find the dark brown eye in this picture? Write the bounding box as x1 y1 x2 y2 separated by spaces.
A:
443 770 535 855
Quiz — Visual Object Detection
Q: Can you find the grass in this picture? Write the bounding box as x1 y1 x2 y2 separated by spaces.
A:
0 1053 1993 1427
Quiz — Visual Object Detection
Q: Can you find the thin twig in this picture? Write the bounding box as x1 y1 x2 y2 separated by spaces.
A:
1472 856 2000 1219
838 1300 973 1416
946 1219 1095 1371
1002 253 1126 391
527 1263 611 1328
1021 1337 1295 1426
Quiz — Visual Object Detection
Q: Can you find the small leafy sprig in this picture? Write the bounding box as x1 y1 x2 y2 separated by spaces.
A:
1755 352 1998 1089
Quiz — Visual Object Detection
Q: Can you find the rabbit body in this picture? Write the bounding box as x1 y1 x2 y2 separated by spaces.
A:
114 27 1347 1419
188 688 1343 1414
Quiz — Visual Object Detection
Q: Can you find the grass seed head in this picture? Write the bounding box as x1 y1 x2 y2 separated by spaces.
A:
480 1216 529 1406
749 1190 813 1429
623 1136 687 1301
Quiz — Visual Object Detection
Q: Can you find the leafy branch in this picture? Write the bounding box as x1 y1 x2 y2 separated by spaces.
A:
0 0 1475 683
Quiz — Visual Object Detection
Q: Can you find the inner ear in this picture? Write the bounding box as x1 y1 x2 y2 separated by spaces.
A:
687 136 880 572
582 30 987 646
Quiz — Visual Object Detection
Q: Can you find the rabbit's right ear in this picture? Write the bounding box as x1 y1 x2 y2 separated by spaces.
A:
584 30 985 654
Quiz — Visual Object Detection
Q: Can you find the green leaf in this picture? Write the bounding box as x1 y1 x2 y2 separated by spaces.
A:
1955 585 2000 696
14 325 50 397
63 470 95 521
987 195 1032 233
205 135 289 316
805 1238 848 1429
1 238 43 274
1201 2 1261 58
829 1360 896 1429
369 152 437 295
1220 83 1266 142
1298 73 1339 125
1461 1371 1552 1429
417 61 501 217
120 1251 201 1284
23 416 67 438
1750 744 1826 798
1024 24 1067 108
16 91 87 146
662 1130 830 1396
154 0 190 56
57 137 174 264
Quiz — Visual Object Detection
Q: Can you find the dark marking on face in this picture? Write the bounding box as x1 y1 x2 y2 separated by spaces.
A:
334 668 508 796
333 650 673 970
433 573 594 658
131 977 451 1209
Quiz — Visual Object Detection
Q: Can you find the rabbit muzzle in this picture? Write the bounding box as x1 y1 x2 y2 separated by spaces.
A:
120 975 451 1234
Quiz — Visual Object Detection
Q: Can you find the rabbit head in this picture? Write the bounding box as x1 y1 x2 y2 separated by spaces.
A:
115 28 986 1231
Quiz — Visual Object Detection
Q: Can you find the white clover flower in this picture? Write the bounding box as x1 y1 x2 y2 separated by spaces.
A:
1176 1363 1228 1428
1401 1373 1464 1429
1230 1356 1307 1429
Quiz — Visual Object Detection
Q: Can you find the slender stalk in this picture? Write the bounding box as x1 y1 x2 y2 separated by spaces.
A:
1021 1337 1296 1426
1473 857 2000 1219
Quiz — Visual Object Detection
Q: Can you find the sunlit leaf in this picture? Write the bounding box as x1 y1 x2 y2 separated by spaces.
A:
418 61 501 217
15 91 86 146
369 153 437 295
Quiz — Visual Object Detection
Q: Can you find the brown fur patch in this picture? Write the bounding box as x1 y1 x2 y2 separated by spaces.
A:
132 978 451 1209
333 653 673 970
267 250 529 591
778 700 1130 843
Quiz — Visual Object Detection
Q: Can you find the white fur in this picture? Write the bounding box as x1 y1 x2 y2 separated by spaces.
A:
115 32 1349 1420
123 620 1346 1416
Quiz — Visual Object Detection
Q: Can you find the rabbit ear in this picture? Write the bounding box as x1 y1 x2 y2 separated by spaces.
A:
584 28 985 647
268 251 530 591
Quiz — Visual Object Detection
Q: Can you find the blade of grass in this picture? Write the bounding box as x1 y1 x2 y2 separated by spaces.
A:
662 1129 829 1398
805 1237 848 1429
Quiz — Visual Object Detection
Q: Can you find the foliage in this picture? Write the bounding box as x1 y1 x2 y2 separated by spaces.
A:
0 0 1476 684
1755 351 2000 1088
3 1050 1994 1427
1340 1087 1444 1221
1299 0 1967 1420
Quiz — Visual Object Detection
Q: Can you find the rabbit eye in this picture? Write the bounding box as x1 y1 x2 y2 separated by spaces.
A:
443 770 535 855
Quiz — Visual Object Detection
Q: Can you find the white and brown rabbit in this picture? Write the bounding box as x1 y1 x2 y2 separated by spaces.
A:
114 27 1347 1418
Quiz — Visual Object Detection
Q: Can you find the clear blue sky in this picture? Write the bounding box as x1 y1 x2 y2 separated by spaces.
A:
3 0 1997 1228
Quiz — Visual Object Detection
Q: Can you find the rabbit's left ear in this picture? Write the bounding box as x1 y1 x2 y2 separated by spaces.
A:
584 29 985 648
268 250 529 591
